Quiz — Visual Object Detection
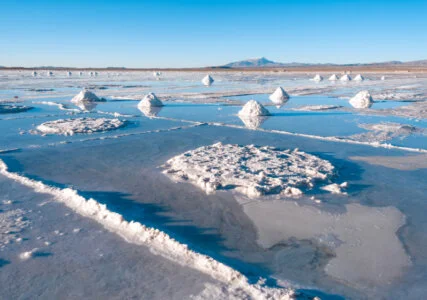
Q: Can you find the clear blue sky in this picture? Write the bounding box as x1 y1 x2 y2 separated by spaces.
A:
1 0 426 68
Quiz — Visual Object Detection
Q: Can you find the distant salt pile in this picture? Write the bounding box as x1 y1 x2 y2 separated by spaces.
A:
89 71 94 77
79 71 83 76
19 248 40 261
67 71 72 77
94 72 99 76
269 87 290 104
138 92 164 109
381 76 386 80
32 71 37 77
329 74 338 81
36 118 126 136
202 74 214 86
238 100 270 117
313 74 323 81
340 74 351 81
71 89 101 103
354 74 364 81
47 71 53 77
162 143 337 198
153 71 161 77
349 90 373 109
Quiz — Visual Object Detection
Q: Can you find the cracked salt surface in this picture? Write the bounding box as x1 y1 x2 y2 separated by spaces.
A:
162 142 342 198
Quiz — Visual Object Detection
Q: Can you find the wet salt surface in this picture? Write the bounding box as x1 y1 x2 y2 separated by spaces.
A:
2 124 427 299
1 71 427 299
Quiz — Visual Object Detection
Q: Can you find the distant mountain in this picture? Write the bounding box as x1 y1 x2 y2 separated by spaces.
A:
223 57 286 68
219 57 427 68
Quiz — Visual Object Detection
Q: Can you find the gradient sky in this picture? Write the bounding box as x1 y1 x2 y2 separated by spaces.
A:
1 0 426 68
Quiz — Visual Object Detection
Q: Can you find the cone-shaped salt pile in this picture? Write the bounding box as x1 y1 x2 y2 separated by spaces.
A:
329 74 338 81
153 72 161 77
138 92 164 108
67 71 72 77
354 74 364 81
47 71 53 77
32 71 37 77
381 76 386 81
202 75 214 86
238 100 270 117
349 90 373 109
79 72 83 76
269 87 290 104
313 74 323 81
340 74 352 81
71 89 100 103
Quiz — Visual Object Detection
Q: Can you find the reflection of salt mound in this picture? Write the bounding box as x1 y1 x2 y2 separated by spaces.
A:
71 90 100 103
349 90 373 109
238 115 268 129
37 118 126 136
138 92 164 108
202 75 214 86
74 101 98 111
269 87 289 105
138 105 163 118
329 74 338 81
238 100 270 117
354 74 364 81
340 74 351 81
313 74 323 81
162 143 336 198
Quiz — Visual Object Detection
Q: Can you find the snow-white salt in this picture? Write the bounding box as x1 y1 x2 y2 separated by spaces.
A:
202 75 214 86
238 100 270 117
269 87 290 104
349 90 373 109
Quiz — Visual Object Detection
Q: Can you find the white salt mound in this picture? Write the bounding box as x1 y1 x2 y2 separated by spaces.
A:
269 87 290 104
36 118 125 136
19 248 39 260
381 76 386 81
32 71 37 77
349 90 374 109
340 74 351 81
238 100 270 117
138 92 164 108
47 71 53 77
67 71 72 77
202 75 214 86
313 74 323 81
329 74 338 81
153 72 161 77
162 142 337 198
71 89 100 103
354 74 364 81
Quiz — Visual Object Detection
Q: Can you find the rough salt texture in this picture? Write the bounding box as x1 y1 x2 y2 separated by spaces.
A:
238 100 270 117
162 143 336 198
349 90 373 109
36 118 126 136
0 208 29 249
138 92 164 108
71 90 101 103
202 75 214 86
269 87 289 104
348 122 425 143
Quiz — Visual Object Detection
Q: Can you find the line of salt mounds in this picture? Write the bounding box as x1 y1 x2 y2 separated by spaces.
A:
202 74 214 86
349 90 373 109
354 74 364 81
239 100 270 117
36 118 125 136
138 92 164 108
340 74 351 81
71 89 102 103
269 87 290 105
329 74 338 81
0 159 293 300
162 142 337 198
313 74 323 81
